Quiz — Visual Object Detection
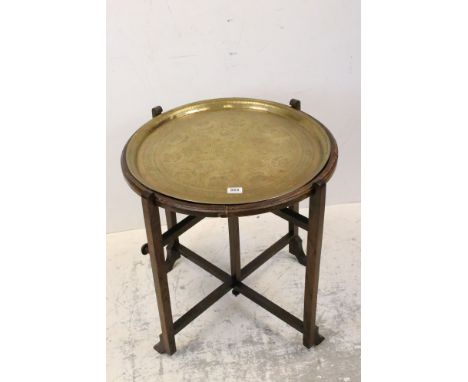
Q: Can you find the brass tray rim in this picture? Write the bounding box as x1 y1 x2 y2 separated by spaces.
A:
122 97 338 215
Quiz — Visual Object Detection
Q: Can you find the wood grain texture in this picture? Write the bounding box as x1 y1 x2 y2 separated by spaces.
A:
141 197 176 354
303 183 327 348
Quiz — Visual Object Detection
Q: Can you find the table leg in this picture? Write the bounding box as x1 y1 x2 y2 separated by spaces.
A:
165 209 181 271
141 197 177 355
303 183 326 348
288 202 307 265
228 217 241 296
288 99 307 265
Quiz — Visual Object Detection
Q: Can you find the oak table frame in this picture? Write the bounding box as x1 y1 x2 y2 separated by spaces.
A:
121 99 338 355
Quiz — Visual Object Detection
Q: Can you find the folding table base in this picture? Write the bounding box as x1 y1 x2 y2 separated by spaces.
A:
140 183 326 355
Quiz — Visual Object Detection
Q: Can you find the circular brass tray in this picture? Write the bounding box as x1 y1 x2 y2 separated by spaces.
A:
125 98 331 204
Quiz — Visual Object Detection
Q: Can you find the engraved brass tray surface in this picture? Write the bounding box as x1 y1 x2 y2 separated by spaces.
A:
126 98 331 204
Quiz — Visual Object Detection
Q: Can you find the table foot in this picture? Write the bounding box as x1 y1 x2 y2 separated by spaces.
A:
153 335 176 355
153 338 165 354
232 289 240 296
303 327 325 348
289 236 307 266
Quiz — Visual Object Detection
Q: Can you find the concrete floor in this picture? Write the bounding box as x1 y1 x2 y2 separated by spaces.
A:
107 203 360 382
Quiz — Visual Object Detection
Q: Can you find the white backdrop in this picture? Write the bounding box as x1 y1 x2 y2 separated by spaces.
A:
107 0 360 233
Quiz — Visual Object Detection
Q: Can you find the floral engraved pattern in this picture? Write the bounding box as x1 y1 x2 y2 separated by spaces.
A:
130 103 330 204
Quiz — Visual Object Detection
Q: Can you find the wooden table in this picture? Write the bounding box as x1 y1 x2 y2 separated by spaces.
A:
121 98 338 355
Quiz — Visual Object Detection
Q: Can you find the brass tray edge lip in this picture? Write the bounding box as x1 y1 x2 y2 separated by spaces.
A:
129 96 329 136
122 98 336 212
125 97 332 189
121 123 338 216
